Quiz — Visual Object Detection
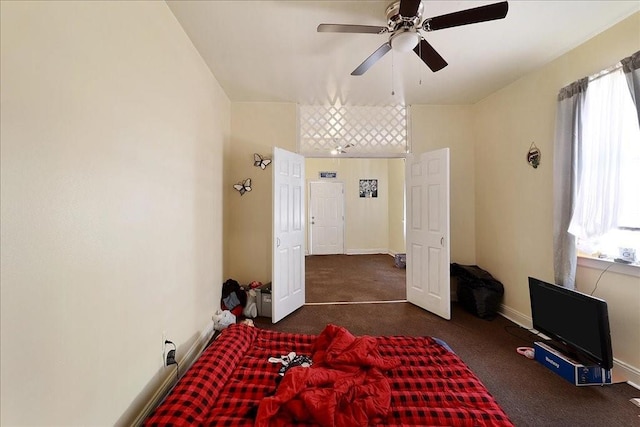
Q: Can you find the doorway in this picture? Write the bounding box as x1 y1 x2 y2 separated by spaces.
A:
305 157 406 303
308 181 345 255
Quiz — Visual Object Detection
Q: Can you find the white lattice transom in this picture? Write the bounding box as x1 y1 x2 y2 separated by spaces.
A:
298 105 408 156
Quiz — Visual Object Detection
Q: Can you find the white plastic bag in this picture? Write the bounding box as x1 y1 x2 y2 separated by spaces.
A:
212 309 236 331
243 289 257 318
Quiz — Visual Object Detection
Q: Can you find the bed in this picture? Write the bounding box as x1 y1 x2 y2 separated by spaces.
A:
145 324 513 426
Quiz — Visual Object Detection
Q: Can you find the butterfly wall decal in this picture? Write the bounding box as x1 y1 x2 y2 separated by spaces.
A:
233 178 252 196
254 153 272 170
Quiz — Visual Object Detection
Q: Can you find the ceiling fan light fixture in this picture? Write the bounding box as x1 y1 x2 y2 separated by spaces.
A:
390 30 419 53
320 1 509 75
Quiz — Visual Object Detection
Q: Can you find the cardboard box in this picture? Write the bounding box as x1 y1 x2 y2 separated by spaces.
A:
534 341 612 386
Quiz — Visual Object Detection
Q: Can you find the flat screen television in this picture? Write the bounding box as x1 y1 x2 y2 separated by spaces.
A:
528 277 613 370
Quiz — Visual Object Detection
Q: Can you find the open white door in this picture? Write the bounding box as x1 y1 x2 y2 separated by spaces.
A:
309 181 345 255
272 147 305 323
406 148 451 319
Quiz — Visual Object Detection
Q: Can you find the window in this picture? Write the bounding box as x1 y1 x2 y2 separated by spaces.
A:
569 65 640 265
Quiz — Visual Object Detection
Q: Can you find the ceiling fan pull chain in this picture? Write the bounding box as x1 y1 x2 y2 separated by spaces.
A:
419 40 423 85
391 50 395 96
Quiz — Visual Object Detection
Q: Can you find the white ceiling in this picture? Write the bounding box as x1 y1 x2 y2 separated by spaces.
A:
167 1 639 106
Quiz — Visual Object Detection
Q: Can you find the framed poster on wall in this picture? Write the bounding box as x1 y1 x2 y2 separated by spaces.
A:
359 179 378 198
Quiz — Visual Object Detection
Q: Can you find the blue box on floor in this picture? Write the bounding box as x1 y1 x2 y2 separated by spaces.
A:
534 341 612 386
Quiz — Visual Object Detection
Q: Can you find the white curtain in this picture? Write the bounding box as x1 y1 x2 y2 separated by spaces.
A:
553 79 587 288
568 67 630 239
553 51 640 287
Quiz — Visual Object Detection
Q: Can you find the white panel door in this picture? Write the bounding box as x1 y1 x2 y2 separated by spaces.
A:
405 148 451 319
272 147 305 323
309 181 344 255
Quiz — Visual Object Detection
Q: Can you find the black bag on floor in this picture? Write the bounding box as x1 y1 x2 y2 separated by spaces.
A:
450 264 504 320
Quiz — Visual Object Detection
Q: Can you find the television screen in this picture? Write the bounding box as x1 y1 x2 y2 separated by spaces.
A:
528 277 613 370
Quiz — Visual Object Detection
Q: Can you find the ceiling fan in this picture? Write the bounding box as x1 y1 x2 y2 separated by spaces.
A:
317 0 508 76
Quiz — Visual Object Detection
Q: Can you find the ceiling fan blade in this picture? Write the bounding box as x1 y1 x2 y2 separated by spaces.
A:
399 0 422 17
351 43 392 76
423 1 508 32
317 24 388 34
413 38 448 72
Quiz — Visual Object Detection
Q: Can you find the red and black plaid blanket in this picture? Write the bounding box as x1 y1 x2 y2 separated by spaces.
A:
145 324 513 426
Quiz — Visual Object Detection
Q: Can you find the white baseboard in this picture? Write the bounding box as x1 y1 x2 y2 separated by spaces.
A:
498 304 533 329
498 304 640 390
612 359 640 390
345 249 388 255
307 249 396 256
130 322 215 427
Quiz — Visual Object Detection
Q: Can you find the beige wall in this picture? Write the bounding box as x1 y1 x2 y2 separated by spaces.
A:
410 105 477 264
388 158 406 255
473 13 640 378
226 103 297 284
0 1 230 425
305 158 405 255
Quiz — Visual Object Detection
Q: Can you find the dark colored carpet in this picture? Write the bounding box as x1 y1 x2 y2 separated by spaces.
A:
305 254 406 303
256 256 640 426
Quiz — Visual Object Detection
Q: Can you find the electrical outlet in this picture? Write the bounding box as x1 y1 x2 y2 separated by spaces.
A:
164 341 177 367
166 349 177 366
163 335 177 367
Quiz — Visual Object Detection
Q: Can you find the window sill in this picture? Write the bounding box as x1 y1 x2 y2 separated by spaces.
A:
577 255 640 278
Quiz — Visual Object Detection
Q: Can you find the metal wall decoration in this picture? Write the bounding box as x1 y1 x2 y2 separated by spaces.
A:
359 179 378 198
527 142 541 169
253 153 272 170
233 178 252 196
